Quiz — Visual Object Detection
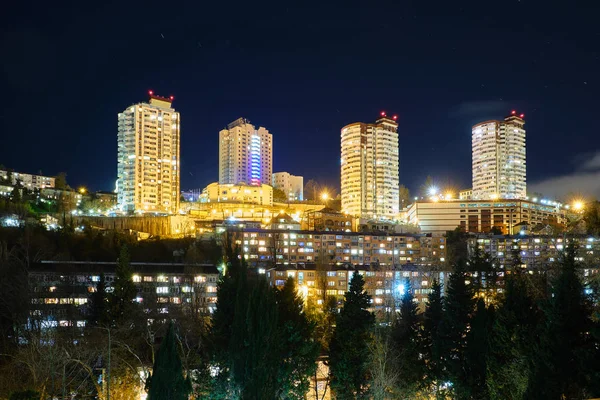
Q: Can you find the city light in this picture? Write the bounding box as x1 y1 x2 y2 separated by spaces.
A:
321 192 329 201
445 192 453 200
428 186 438 196
396 283 406 296
573 201 584 211
78 187 87 194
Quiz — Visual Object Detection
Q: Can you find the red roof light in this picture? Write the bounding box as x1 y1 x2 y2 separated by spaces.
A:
392 115 398 120
520 113 524 118
511 110 516 115
170 95 174 100
149 90 154 96
380 111 386 117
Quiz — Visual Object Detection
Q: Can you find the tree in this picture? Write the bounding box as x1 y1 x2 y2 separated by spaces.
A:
304 180 321 202
528 242 599 399
399 185 411 210
87 273 108 326
147 322 191 400
439 261 475 399
276 278 319 399
329 272 375 398
464 298 493 399
272 187 288 203
54 172 68 190
391 280 423 397
9 391 40 400
368 328 398 400
583 201 600 236
445 227 469 267
108 245 137 325
421 279 445 396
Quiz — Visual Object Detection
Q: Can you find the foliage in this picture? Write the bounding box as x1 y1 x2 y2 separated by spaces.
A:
107 245 137 325
272 187 288 203
9 390 40 400
54 172 68 190
583 201 600 236
147 322 191 400
276 278 319 399
330 272 375 398
445 227 468 267
87 273 108 326
398 185 411 209
391 280 423 397
421 279 445 395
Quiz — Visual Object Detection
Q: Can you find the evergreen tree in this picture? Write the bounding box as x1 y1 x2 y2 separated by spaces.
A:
330 272 375 399
87 273 108 326
108 245 137 325
276 278 319 400
391 279 423 397
421 279 446 397
236 278 280 399
487 273 537 399
439 261 475 399
464 298 493 399
147 322 191 400
529 242 599 399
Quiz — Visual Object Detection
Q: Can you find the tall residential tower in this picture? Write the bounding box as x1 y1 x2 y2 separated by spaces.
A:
341 112 399 220
117 92 180 214
219 118 272 186
472 111 526 200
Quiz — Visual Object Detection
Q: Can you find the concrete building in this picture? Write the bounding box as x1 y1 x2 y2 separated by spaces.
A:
229 229 446 268
472 111 526 200
199 182 273 206
341 112 399 220
459 189 473 200
219 117 272 186
29 261 219 329
272 172 303 201
469 234 600 272
117 92 180 214
0 169 55 190
407 198 567 235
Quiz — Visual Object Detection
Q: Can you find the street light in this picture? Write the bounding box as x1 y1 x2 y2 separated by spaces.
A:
78 187 87 194
573 201 584 212
428 186 438 196
321 192 329 203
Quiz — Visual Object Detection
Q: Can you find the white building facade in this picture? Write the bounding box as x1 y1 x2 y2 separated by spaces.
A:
272 172 303 201
341 113 399 220
117 92 180 214
472 112 526 200
219 118 272 186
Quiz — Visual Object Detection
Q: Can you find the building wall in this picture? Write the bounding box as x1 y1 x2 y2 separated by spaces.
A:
230 229 446 268
72 215 194 237
117 95 180 214
200 182 273 206
341 115 399 220
0 169 55 190
272 172 303 201
407 199 567 235
472 113 526 200
29 261 219 329
219 118 272 186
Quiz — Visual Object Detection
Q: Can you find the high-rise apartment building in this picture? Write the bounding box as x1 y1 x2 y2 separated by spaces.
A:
117 92 180 214
472 111 526 200
341 112 399 220
219 118 272 186
272 172 303 201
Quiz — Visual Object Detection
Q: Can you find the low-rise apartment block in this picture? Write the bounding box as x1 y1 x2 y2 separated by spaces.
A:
0 169 55 190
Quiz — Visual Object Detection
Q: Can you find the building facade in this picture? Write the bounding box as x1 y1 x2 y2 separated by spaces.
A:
472 112 526 200
29 261 219 329
407 198 567 235
0 169 55 190
117 92 180 214
229 229 446 268
219 118 272 186
341 113 399 220
272 172 303 201
199 182 273 206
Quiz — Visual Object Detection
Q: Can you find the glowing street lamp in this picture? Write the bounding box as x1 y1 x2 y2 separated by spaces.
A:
428 186 438 196
573 201 584 212
321 192 329 202
78 187 87 194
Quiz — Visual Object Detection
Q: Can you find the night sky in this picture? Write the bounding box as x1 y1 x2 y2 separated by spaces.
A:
2 1 600 199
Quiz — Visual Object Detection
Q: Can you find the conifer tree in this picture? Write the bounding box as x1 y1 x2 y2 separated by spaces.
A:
147 322 191 400
391 279 423 397
464 298 493 399
276 278 319 400
421 279 445 397
107 245 137 325
87 273 107 326
330 272 375 399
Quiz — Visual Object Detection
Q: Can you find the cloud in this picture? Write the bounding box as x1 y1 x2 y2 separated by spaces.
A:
529 150 600 199
449 101 507 118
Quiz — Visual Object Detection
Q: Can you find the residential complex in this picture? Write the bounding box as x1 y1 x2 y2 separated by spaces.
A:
272 172 303 201
407 198 567 235
29 261 219 328
219 117 272 186
0 169 55 190
199 182 273 206
341 113 400 220
117 92 181 214
229 229 446 268
472 111 526 200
